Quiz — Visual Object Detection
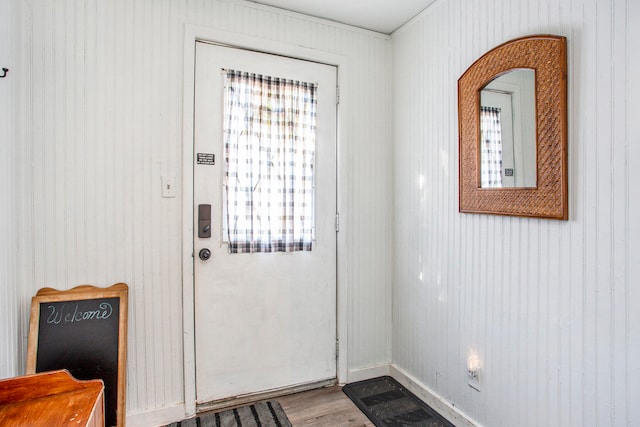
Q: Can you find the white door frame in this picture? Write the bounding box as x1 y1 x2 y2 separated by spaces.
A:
181 24 349 418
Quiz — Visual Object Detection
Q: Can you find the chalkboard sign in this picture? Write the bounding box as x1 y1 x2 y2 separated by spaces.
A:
27 283 128 427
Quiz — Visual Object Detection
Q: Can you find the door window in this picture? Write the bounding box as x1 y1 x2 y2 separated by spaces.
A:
223 69 317 253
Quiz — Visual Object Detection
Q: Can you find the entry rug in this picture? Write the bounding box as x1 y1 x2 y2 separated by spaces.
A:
165 401 292 427
343 376 455 427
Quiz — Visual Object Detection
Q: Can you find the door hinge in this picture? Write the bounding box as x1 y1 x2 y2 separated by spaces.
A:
336 85 340 105
335 213 340 232
336 339 340 359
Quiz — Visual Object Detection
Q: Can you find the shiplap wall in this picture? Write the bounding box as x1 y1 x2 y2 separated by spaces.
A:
4 0 393 422
392 0 639 426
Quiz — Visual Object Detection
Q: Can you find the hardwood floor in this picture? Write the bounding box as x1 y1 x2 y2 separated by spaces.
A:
277 385 374 427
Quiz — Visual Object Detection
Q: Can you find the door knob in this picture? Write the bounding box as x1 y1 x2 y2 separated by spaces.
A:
199 248 211 261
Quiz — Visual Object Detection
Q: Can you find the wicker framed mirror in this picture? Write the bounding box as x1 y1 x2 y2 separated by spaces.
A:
458 35 568 219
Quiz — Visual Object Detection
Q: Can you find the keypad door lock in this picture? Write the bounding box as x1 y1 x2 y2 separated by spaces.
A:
198 204 211 238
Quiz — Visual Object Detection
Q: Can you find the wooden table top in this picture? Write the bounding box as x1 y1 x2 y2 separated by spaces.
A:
0 370 104 427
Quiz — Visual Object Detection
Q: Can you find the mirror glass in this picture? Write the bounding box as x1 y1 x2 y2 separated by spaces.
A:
479 69 536 188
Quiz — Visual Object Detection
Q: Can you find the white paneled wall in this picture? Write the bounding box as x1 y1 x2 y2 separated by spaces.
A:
5 0 393 422
392 0 639 426
0 0 20 379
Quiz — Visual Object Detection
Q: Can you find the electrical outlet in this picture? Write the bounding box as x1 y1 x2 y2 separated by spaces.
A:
467 368 481 391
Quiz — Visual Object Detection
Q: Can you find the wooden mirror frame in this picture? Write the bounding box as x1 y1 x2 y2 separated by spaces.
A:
458 35 568 219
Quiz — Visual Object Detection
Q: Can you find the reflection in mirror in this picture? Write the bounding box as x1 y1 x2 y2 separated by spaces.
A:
479 69 536 188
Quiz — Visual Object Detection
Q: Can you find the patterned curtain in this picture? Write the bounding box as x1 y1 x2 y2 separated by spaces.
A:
223 69 317 253
480 106 503 188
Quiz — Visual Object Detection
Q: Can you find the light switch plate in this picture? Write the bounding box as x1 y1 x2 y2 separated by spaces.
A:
162 176 177 198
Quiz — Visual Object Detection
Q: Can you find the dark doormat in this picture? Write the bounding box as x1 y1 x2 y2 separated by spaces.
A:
342 376 455 427
165 400 292 427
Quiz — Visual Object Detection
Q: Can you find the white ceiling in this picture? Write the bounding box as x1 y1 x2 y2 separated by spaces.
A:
245 0 435 34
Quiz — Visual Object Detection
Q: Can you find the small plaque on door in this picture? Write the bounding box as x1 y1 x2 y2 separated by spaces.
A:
197 153 215 165
504 168 514 177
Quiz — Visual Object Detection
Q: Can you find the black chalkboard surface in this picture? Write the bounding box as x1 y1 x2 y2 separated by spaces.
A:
27 283 128 427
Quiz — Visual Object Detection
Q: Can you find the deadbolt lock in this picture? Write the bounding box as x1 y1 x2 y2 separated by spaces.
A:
199 248 211 261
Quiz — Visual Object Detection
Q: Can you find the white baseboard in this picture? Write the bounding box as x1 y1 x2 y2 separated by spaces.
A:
126 403 187 427
346 363 391 383
390 364 479 427
126 365 479 427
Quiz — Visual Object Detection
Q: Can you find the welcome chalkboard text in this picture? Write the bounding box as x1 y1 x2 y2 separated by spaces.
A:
46 301 114 324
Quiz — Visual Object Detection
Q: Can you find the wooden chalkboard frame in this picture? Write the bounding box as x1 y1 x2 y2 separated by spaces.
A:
26 283 128 427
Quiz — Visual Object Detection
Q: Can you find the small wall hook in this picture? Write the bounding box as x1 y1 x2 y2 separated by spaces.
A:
0 68 8 78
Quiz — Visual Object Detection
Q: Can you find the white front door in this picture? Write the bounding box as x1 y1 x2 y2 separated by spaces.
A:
193 41 337 405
